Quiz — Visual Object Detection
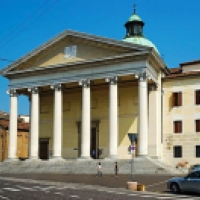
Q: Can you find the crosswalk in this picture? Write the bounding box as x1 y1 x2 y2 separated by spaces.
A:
0 178 199 200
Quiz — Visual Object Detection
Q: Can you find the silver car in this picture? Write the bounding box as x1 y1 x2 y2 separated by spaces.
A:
167 170 200 194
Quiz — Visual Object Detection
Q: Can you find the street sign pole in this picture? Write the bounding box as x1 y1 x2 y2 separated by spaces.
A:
130 145 135 181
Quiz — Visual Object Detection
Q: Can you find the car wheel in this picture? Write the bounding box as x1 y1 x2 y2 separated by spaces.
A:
170 183 180 194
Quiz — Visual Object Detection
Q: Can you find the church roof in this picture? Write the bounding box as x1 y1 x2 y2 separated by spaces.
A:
0 30 153 76
0 119 29 131
123 9 159 54
123 37 159 53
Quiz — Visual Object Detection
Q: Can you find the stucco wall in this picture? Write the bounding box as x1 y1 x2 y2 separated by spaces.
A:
163 77 200 166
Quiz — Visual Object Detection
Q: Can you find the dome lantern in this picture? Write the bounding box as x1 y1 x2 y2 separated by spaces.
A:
123 6 159 54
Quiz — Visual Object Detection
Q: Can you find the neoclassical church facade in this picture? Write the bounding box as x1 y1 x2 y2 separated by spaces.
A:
1 10 200 166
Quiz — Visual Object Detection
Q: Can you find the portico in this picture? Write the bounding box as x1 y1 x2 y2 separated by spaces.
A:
1 25 166 161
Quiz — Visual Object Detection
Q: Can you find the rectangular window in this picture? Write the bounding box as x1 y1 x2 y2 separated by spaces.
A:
173 92 182 107
196 120 200 132
196 146 200 157
174 146 182 158
195 90 200 105
174 121 182 133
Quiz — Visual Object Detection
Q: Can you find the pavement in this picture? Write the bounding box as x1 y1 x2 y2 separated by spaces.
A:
0 173 178 193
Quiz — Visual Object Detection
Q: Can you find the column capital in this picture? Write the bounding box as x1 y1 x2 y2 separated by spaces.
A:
105 76 118 84
79 79 90 88
7 89 18 97
135 72 152 81
28 87 39 94
50 84 62 91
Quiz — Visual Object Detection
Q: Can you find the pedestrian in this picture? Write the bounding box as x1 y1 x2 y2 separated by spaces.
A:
115 162 118 177
96 162 102 177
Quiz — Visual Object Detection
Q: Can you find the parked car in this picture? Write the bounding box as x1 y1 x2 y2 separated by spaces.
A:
189 164 200 173
167 170 200 194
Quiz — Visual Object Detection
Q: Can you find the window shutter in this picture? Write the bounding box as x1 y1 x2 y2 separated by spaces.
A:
172 93 175 107
178 92 182 106
179 121 182 133
196 120 200 132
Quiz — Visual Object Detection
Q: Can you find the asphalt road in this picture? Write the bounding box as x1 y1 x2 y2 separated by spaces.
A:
0 173 199 199
0 178 199 200
0 174 176 193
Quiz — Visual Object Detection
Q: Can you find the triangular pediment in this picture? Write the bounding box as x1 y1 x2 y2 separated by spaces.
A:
1 30 151 75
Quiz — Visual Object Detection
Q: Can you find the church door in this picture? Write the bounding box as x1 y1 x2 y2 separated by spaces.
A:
39 139 49 160
90 127 99 159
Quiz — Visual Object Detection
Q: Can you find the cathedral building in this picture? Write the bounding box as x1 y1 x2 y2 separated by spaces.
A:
1 9 200 167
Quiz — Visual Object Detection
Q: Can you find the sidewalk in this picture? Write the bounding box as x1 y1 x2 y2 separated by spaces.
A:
0 173 177 193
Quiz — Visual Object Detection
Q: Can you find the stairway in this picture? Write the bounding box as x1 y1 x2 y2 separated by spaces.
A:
0 157 186 175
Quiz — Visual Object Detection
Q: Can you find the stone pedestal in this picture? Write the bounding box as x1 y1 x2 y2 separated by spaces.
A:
126 181 138 191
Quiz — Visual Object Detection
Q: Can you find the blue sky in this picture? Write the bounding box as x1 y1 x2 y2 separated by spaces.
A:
0 0 200 115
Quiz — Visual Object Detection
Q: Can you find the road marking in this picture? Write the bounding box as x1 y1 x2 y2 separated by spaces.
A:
40 186 56 191
16 185 37 191
70 195 80 198
54 192 62 195
116 192 125 195
56 186 70 190
0 195 10 200
2 188 20 192
128 194 138 196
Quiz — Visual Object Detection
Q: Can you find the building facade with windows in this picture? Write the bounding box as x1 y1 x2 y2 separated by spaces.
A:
1 10 200 167
163 60 200 166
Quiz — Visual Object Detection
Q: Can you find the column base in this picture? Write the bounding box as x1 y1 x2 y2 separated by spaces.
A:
77 156 92 160
105 155 118 160
50 157 65 162
4 157 19 162
137 155 148 157
25 157 40 162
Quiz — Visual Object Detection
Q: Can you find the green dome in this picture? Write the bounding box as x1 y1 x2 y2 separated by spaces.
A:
123 9 159 54
123 37 159 54
128 13 142 22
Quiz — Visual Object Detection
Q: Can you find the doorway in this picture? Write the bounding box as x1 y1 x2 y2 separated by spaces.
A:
39 139 49 160
90 127 99 159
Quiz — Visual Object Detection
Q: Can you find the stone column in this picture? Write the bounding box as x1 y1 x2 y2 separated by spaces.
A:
106 77 118 159
79 79 91 159
28 87 39 160
137 72 148 156
6 89 18 161
51 84 63 160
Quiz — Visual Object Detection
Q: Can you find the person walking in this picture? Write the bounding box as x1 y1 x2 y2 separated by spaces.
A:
115 162 118 177
96 162 102 177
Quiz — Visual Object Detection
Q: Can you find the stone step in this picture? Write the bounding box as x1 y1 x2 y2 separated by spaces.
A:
0 157 186 175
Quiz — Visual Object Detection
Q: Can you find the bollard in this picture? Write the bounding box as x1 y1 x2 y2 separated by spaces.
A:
137 184 145 191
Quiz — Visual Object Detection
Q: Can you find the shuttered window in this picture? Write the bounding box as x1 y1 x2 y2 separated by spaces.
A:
174 146 182 158
196 120 200 132
172 92 182 107
195 90 200 105
196 146 200 157
174 121 182 133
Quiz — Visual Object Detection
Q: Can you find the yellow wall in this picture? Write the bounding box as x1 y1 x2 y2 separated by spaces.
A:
39 85 138 159
163 77 200 166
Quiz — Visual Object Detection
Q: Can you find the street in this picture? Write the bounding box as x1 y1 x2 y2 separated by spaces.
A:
0 175 199 199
